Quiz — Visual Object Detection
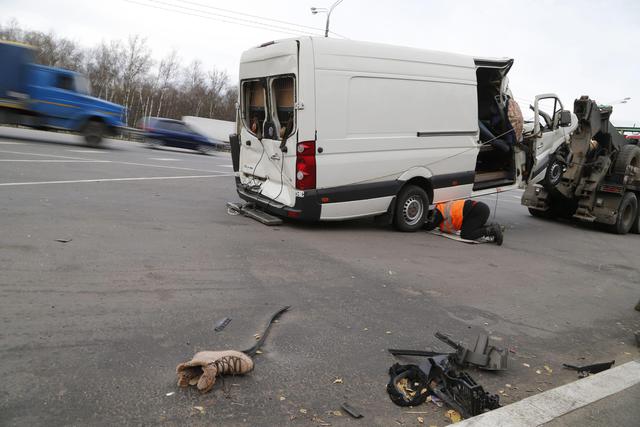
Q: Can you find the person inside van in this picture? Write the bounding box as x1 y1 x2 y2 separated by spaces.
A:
426 200 503 245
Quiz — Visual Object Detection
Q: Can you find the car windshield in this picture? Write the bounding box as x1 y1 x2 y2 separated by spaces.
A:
158 121 190 132
74 75 91 95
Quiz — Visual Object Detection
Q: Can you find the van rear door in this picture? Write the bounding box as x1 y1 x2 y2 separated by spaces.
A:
238 40 299 207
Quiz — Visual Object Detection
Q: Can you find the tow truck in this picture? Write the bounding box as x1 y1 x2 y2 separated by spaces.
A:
522 96 640 234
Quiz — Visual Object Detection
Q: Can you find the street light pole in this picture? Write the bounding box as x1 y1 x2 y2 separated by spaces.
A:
311 0 344 37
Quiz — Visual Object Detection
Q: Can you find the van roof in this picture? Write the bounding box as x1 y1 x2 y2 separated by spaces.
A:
245 36 512 70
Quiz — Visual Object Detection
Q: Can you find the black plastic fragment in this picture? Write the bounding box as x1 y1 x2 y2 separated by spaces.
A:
214 317 232 332
562 360 615 376
341 402 363 419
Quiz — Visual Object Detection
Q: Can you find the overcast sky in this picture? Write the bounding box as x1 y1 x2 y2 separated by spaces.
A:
4 0 639 125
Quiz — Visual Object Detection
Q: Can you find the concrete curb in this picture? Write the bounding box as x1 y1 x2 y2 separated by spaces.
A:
452 360 640 427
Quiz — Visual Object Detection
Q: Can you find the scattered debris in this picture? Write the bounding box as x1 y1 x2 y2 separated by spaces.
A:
165 391 175 396
389 331 508 371
535 369 542 375
417 416 425 424
328 410 342 417
55 238 72 243
333 378 343 384
279 396 286 401
254 334 261 340
176 306 289 393
445 409 462 423
563 360 615 377
544 365 553 374
255 350 263 355
299 408 307 414
386 356 500 419
193 406 205 414
341 402 363 419
386 331 392 335
523 363 530 368
214 317 232 332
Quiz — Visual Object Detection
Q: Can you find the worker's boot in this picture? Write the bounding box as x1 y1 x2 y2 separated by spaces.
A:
486 223 503 246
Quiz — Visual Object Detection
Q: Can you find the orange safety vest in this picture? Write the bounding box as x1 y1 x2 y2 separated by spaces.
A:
436 200 465 233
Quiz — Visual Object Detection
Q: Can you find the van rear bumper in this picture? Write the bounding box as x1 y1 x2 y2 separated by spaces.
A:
236 181 321 221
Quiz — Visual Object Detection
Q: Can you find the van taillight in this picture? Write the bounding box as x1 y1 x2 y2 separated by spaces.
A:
296 140 316 190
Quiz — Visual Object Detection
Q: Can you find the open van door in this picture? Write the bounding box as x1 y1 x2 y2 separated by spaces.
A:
238 40 299 207
526 94 576 185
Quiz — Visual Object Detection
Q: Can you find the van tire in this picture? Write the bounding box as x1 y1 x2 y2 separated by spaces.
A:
613 145 640 176
609 192 637 235
393 185 429 232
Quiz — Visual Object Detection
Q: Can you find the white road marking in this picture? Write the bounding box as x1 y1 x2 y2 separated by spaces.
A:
0 149 222 173
455 360 640 427
0 159 110 163
0 141 28 145
66 149 104 153
0 174 232 187
149 157 181 161
218 164 234 168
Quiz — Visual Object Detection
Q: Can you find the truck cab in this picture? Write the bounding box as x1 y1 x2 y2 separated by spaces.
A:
27 65 125 145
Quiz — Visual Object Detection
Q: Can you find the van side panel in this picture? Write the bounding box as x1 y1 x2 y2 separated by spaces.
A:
311 38 479 208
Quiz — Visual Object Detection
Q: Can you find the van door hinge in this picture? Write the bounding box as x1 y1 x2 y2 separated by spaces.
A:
295 101 304 110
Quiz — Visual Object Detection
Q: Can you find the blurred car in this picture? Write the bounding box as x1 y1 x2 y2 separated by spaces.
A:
139 117 218 154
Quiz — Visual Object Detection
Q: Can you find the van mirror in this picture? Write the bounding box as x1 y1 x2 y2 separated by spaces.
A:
559 110 571 127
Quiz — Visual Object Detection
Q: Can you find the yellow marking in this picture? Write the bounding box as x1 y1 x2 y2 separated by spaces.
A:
32 99 80 109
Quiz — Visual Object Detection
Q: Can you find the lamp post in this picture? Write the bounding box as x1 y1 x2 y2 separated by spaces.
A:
311 0 344 37
603 97 631 106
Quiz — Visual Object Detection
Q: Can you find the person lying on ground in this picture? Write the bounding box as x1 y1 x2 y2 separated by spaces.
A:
425 200 503 245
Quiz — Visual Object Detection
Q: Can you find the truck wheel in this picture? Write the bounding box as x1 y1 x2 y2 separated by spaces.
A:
544 157 565 188
613 145 640 176
610 192 638 235
393 185 429 232
631 194 640 234
83 120 105 147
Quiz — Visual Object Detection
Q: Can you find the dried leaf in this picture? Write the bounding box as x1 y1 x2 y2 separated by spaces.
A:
544 365 553 374
523 363 531 368
255 350 263 354
329 410 343 417
194 406 205 414
254 334 261 340
535 369 542 375
333 378 343 384
299 408 307 414
279 396 286 401
445 409 462 423
417 416 425 424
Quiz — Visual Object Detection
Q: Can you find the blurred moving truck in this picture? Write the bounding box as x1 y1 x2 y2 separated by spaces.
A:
0 40 124 145
231 37 576 231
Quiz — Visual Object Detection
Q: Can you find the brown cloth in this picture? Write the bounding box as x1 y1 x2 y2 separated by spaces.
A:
176 350 254 393
507 98 524 142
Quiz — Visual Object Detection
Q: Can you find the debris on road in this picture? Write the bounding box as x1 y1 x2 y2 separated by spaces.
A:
333 378 343 384
193 406 205 414
226 201 283 225
165 391 175 396
389 331 508 371
341 402 363 419
55 238 72 243
562 360 615 377
176 306 289 393
214 317 232 332
386 355 500 419
445 409 462 423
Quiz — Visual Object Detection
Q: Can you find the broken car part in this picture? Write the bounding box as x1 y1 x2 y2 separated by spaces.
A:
214 317 232 332
563 360 615 377
340 402 363 419
389 331 508 371
226 201 283 226
176 306 290 393
386 355 500 419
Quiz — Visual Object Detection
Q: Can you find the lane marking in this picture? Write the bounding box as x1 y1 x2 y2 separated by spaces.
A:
455 360 640 426
218 164 234 168
0 174 233 187
66 149 104 153
0 159 110 163
0 141 29 145
0 149 222 173
149 157 181 161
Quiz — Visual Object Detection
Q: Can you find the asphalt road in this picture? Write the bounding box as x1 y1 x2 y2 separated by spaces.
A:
1 127 638 427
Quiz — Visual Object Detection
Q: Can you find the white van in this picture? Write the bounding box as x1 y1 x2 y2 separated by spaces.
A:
231 37 577 231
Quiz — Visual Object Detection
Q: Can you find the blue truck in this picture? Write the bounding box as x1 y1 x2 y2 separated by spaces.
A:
0 40 125 146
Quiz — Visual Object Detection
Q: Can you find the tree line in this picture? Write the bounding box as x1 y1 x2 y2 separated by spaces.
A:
0 19 237 127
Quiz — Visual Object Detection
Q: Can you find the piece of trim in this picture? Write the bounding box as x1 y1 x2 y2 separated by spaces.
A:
417 131 477 137
432 171 476 189
452 360 640 427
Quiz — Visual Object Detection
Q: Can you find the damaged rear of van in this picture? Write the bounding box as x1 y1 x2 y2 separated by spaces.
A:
231 37 572 231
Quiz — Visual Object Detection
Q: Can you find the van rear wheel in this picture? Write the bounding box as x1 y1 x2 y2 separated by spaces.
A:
393 185 429 232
